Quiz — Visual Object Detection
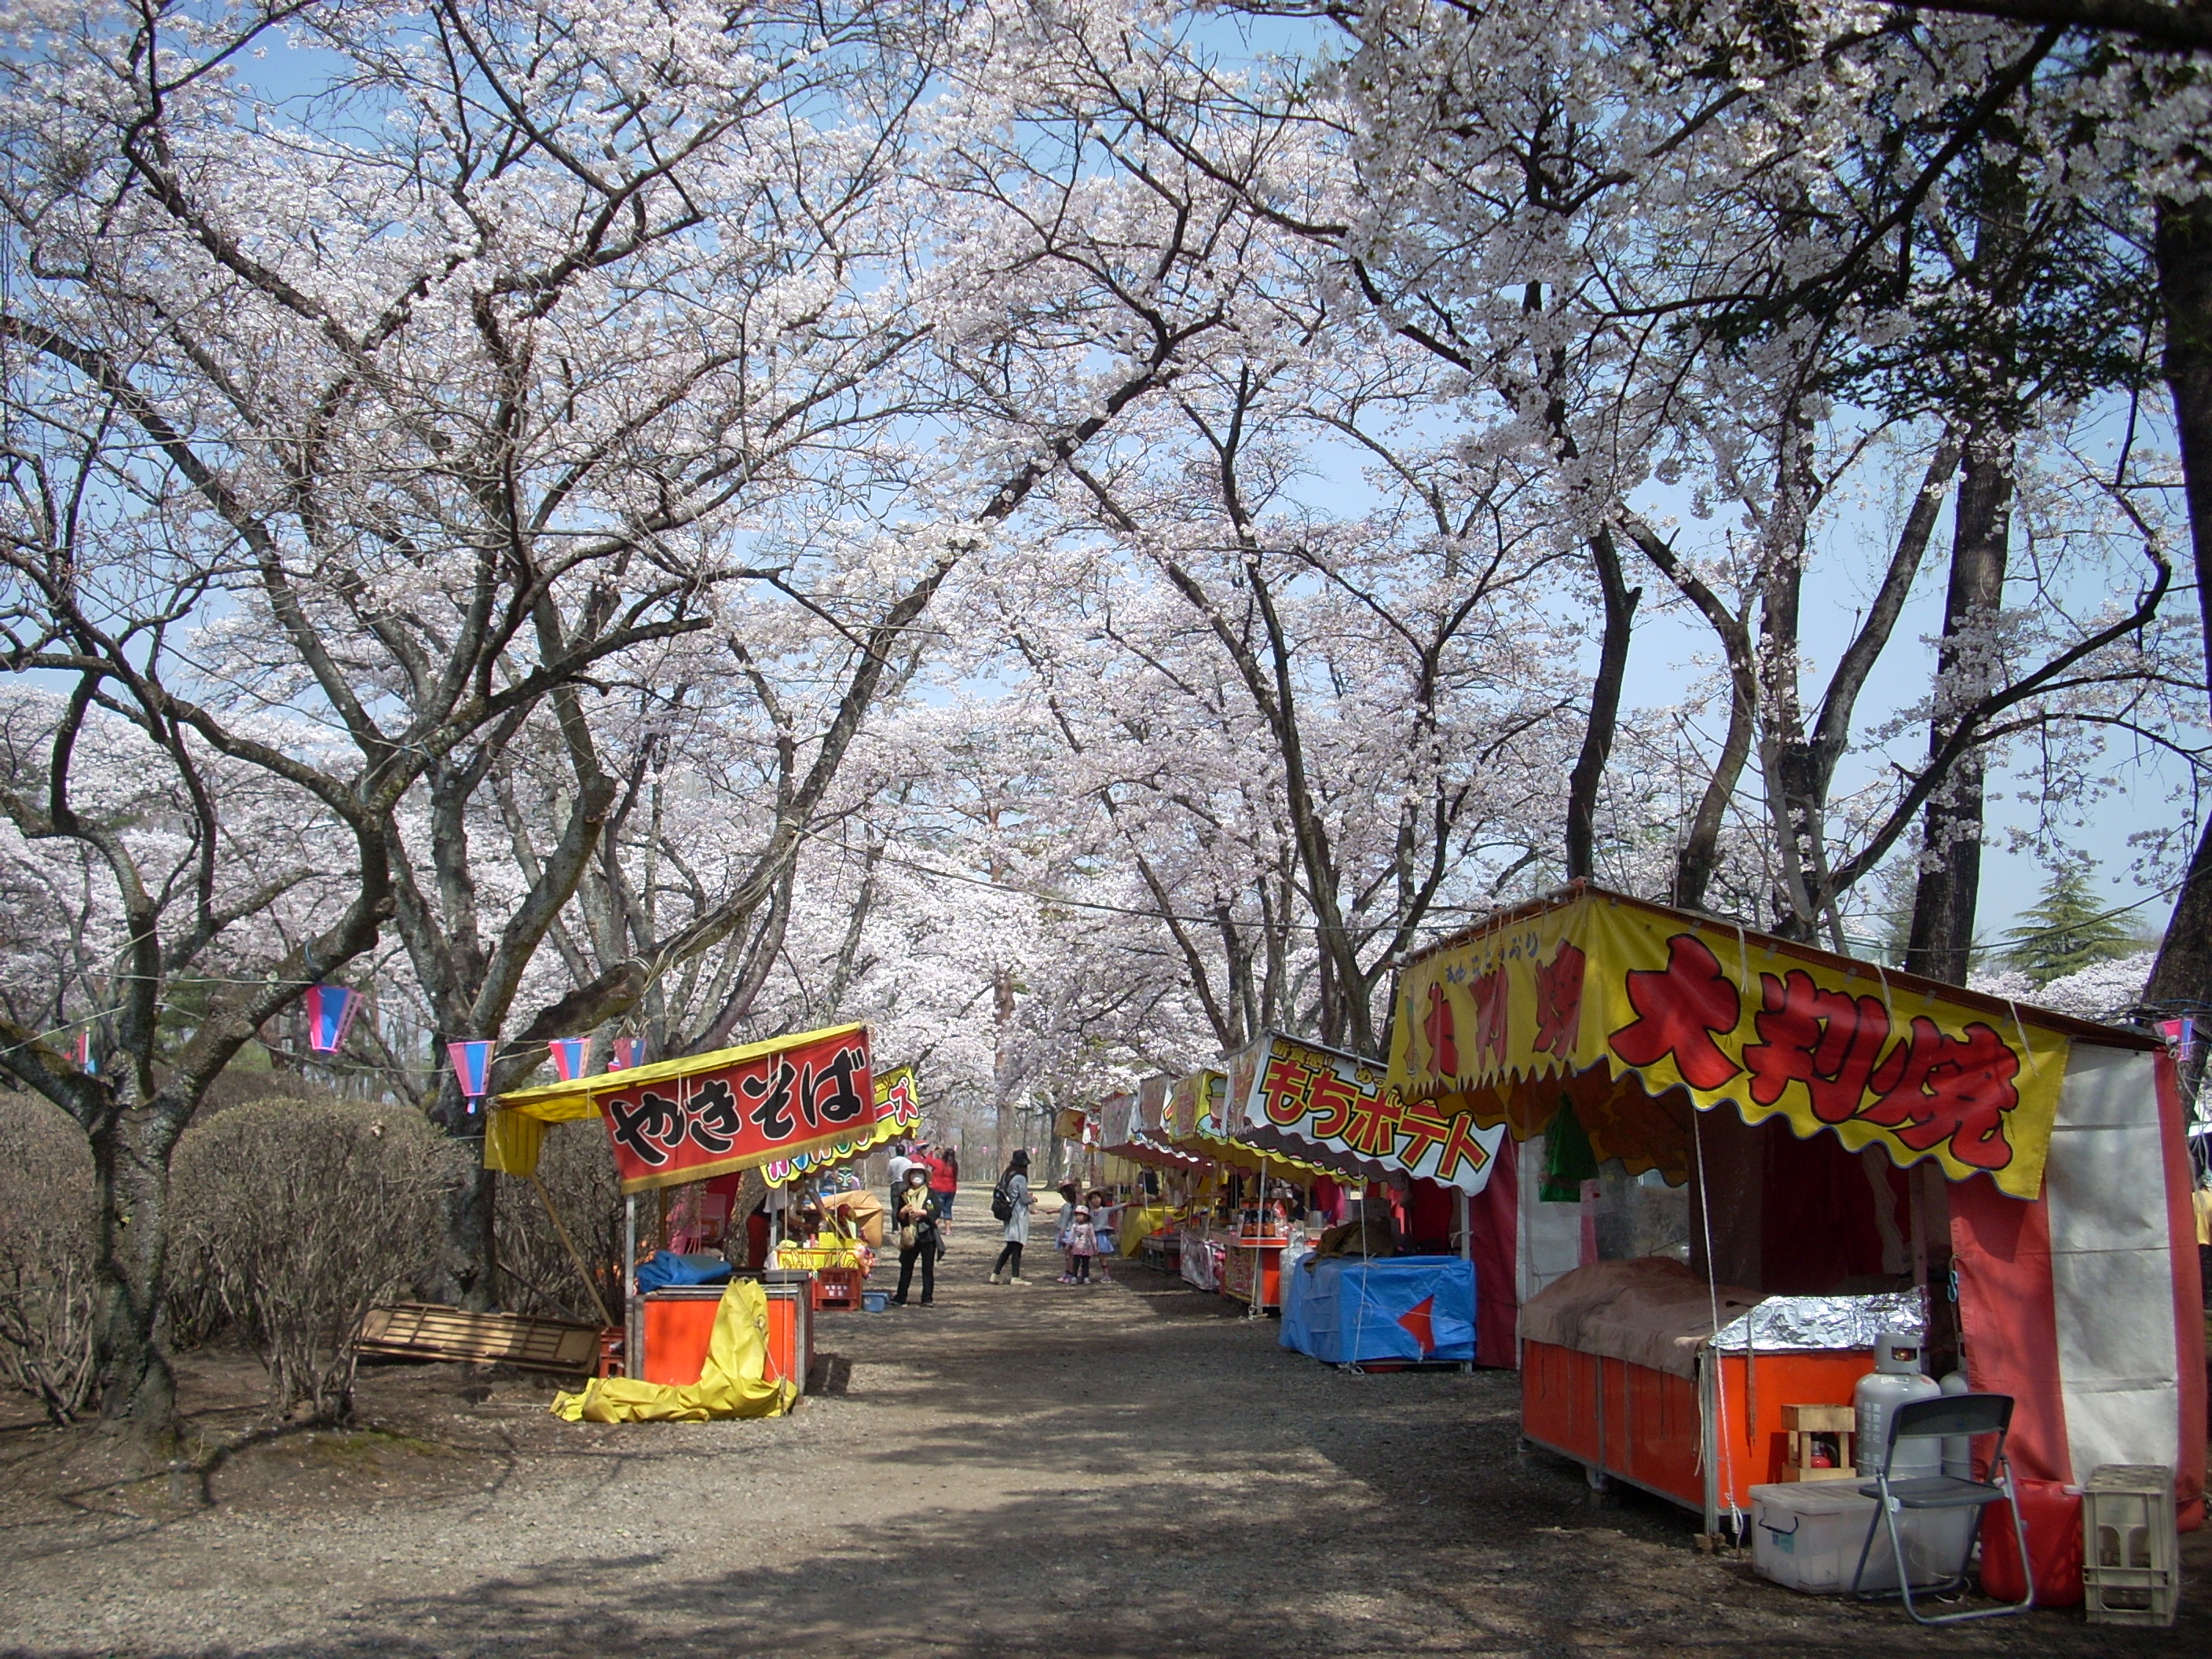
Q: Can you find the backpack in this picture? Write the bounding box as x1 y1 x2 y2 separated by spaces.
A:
990 1180 1014 1222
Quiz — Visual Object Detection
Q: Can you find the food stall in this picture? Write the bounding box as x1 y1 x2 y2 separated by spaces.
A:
1218 1032 1503 1364
1163 1068 1342 1314
1097 1083 1208 1269
488 1024 895 1399
1385 883 2206 1583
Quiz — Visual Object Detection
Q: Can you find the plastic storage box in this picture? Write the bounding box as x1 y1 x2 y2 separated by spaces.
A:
2082 1464 2177 1627
1749 1481 1978 1595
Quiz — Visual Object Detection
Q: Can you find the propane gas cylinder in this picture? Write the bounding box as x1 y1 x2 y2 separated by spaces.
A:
1855 1331 1941 1480
1938 1369 1973 1478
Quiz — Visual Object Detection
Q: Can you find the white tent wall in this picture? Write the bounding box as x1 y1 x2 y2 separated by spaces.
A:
2046 1044 2185 1478
1517 1133 1584 1310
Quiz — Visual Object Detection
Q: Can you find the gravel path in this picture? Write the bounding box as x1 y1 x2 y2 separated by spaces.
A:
2 1218 2203 1657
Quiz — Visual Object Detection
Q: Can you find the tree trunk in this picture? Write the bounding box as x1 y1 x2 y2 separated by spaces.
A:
1672 672 1754 913
429 1081 500 1311
1566 528 1640 881
89 1099 183 1440
2147 194 2212 1024
1906 431 2014 986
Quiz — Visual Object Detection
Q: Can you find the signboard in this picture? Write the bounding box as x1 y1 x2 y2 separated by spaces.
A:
1098 1091 1138 1148
1137 1073 1169 1135
1219 1243 1260 1302
592 1026 872 1192
762 1065 920 1187
1162 1071 1217 1142
488 1023 875 1194
1387 890 2071 1199
1225 1031 1504 1195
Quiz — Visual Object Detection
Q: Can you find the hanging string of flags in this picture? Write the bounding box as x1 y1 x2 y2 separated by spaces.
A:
290 976 658 1104
450 1031 649 1111
44 981 652 1101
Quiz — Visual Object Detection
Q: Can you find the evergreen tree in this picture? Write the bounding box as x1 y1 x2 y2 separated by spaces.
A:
2001 869 2137 986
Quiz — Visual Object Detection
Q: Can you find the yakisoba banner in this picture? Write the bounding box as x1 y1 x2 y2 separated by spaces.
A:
1225 1032 1507 1195
1386 890 2071 1199
489 1024 875 1194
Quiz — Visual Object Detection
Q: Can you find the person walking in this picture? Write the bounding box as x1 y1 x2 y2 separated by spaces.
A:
892 1166 937 1306
987 1148 1035 1284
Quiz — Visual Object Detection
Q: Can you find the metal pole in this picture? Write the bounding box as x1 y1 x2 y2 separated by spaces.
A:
1456 1185 1474 1370
624 1192 638 1298
622 1191 639 1379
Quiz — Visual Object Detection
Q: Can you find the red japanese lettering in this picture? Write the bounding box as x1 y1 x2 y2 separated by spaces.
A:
1471 966 1508 1067
1862 1017 2020 1170
1422 982 1459 1078
1394 1100 1453 1166
1338 1087 1404 1158
1435 1114 1494 1182
1533 939 1585 1059
1307 1070 1361 1140
1742 969 1892 1124
1261 1052 1315 1126
1608 932 1743 1090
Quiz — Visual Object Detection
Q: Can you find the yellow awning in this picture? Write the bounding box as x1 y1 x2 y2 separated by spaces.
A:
1383 884 2139 1199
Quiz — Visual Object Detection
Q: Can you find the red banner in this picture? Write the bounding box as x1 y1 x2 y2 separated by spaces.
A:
598 1027 873 1193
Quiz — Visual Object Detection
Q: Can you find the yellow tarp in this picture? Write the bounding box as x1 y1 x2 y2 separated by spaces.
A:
1115 1203 1177 1256
550 1280 792 1424
1387 886 2074 1199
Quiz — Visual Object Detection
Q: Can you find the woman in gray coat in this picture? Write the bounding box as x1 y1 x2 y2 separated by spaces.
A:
987 1148 1036 1284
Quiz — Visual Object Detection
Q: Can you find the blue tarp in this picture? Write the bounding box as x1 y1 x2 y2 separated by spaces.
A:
635 1251 734 1293
1280 1254 1476 1364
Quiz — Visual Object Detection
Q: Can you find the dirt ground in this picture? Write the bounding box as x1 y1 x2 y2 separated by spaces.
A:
2 1216 2205 1658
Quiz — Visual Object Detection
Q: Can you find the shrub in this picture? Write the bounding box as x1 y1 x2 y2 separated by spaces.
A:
0 1094 96 1423
172 1097 454 1423
494 1121 623 1325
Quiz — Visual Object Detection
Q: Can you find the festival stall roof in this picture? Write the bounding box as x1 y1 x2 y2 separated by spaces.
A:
487 1023 877 1195
1385 881 2206 1527
1160 1069 1343 1182
1087 1083 1209 1173
1101 1132 1210 1171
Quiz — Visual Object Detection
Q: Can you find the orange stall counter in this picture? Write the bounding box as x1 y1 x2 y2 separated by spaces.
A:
1522 1340 1873 1529
1219 1234 1287 1312
635 1275 811 1397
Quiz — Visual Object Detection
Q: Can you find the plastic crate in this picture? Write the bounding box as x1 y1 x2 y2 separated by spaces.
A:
2082 1464 2177 1627
1749 1481 1976 1595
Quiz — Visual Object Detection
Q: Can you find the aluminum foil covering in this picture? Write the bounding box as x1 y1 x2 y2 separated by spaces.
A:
1708 1288 1925 1353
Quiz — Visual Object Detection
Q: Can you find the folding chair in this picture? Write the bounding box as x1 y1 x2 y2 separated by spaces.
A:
1851 1391 2034 1624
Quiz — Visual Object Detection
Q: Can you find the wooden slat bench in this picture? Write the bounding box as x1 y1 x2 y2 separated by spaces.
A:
354 1303 603 1373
